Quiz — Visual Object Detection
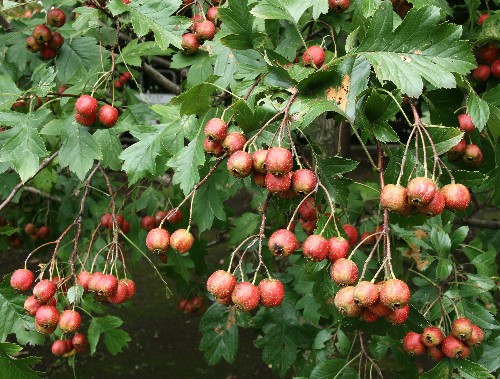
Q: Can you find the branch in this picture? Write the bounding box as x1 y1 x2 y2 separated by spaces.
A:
23 186 61 202
0 150 59 213
143 63 180 95
0 12 13 32
456 218 500 229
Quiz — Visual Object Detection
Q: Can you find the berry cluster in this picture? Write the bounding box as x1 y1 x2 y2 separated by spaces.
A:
380 178 471 217
403 318 484 361
181 6 221 55
75 95 119 127
114 71 132 90
24 223 51 240
206 270 285 311
100 213 131 234
25 9 65 59
77 270 136 304
177 295 205 314
473 42 499 81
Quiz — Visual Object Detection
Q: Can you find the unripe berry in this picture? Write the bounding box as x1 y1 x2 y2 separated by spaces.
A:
403 332 426 356
265 147 293 175
302 45 325 68
327 237 349 262
302 234 328 261
330 258 358 286
10 269 34 291
231 282 260 312
169 229 194 253
407 177 437 206
379 279 410 310
268 229 296 257
421 326 444 347
146 228 170 254
451 317 474 341
58 310 81 333
207 270 236 298
334 286 361 317
227 150 253 178
258 278 285 308
204 118 227 142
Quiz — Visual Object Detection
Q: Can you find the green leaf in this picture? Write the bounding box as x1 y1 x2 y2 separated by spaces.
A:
88 316 131 356
467 92 490 132
229 212 260 245
463 244 497 277
199 303 238 365
317 156 359 177
450 359 495 379
170 77 218 116
219 0 266 50
108 0 191 50
310 358 358 379
55 37 103 83
0 277 44 346
408 0 452 16
463 299 499 330
0 343 42 379
0 75 21 111
31 65 56 97
165 251 195 282
59 123 102 181
115 40 170 67
167 132 205 196
251 0 311 25
429 228 451 257
93 129 123 171
420 359 450 379
66 285 84 305
355 2 475 97
436 258 452 280
0 225 18 236
450 226 468 250
425 125 463 155
478 336 500 373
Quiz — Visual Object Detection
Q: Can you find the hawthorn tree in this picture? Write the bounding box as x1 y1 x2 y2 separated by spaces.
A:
0 0 499 377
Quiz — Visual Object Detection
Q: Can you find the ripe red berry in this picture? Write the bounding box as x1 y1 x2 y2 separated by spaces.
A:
451 317 474 341
204 118 228 142
75 95 98 118
26 36 42 53
291 169 317 195
302 45 326 68
222 132 247 155
32 24 52 44
330 258 358 286
380 184 409 213
100 213 112 228
265 172 292 193
75 112 96 127
448 138 467 161
268 229 297 257
253 172 266 187
466 324 484 347
360 231 376 245
478 44 498 63
47 8 66 27
360 309 379 322
478 13 490 26
327 236 349 262
77 270 92 291
380 279 410 310
191 296 204 310
35 305 59 329
190 14 203 32
418 190 445 217
302 234 328 261
441 183 470 211
491 60 500 78
24 295 42 316
472 64 491 81
258 278 285 307
298 198 316 221
342 224 358 247
146 228 170 254
166 209 182 224
334 286 361 317
10 269 34 291
114 80 123 89
227 150 253 178
33 279 57 303
329 0 350 12
48 32 64 49
141 216 156 231
265 147 293 175
107 282 129 304
407 177 437 206
37 225 50 239
58 310 81 333
206 7 219 23
353 281 379 307
204 138 224 157
87 272 104 292
207 270 236 298
120 72 132 82
195 20 216 41
40 46 57 59
97 274 119 297
368 301 391 317
458 114 475 133
231 282 260 312
421 326 444 347
72 333 88 352
120 278 136 300
299 218 317 234
169 229 195 253
403 332 426 356
251 149 267 173
181 33 200 55
442 335 468 358
98 105 119 127
52 340 68 356
463 144 483 167
121 220 130 234
384 304 409 324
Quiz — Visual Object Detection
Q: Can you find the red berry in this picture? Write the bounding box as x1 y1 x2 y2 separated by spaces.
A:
265 147 293 175
98 105 119 127
120 72 132 82
48 32 64 49
353 281 379 307
114 80 123 89
58 310 81 333
207 270 236 298
191 296 204 310
360 231 376 245
463 144 483 167
24 295 42 316
342 224 358 247
204 138 225 157
190 14 203 32
72 333 88 352
330 258 358 286
466 324 484 347
206 7 219 23
141 216 156 231
428 346 444 361
75 95 98 118
334 286 361 317
458 114 475 133
166 209 182 224
77 270 92 291
52 340 68 356
35 305 59 329
258 278 285 307
88 272 104 292
384 304 409 324
418 190 445 217
222 132 247 155
329 0 350 12
181 33 200 55
216 295 233 306
421 326 444 347
491 60 500 78
268 229 296 257
265 172 292 193
303 234 328 261
448 138 467 161
121 220 130 234
37 225 50 239
40 45 57 59
478 13 490 26
302 45 325 68
403 332 426 356
231 282 260 312
253 172 266 187
360 309 379 322
380 184 408 213
10 269 34 291
441 183 470 211
33 279 56 303
47 8 66 27
169 229 195 253
120 278 136 300
327 237 349 262
26 36 42 53
407 177 437 206
368 301 391 317
442 335 468 358
298 197 316 221
146 228 170 254
251 149 268 173
299 218 317 234
195 20 216 41
379 279 410 310
472 64 491 81
478 44 498 63
204 118 227 142
107 282 129 304
451 317 474 341
97 274 119 297
75 112 96 127
100 213 112 228
291 169 317 195
227 150 253 178
32 24 52 44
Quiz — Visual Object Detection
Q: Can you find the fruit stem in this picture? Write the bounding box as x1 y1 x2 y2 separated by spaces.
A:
287 189 317 230
227 234 260 272
318 181 342 237
253 192 272 283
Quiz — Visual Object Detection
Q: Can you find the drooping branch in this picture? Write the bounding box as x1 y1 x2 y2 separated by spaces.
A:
143 63 181 95
456 217 500 229
0 12 13 32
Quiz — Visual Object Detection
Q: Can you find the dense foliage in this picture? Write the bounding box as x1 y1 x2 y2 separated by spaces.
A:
0 0 499 377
